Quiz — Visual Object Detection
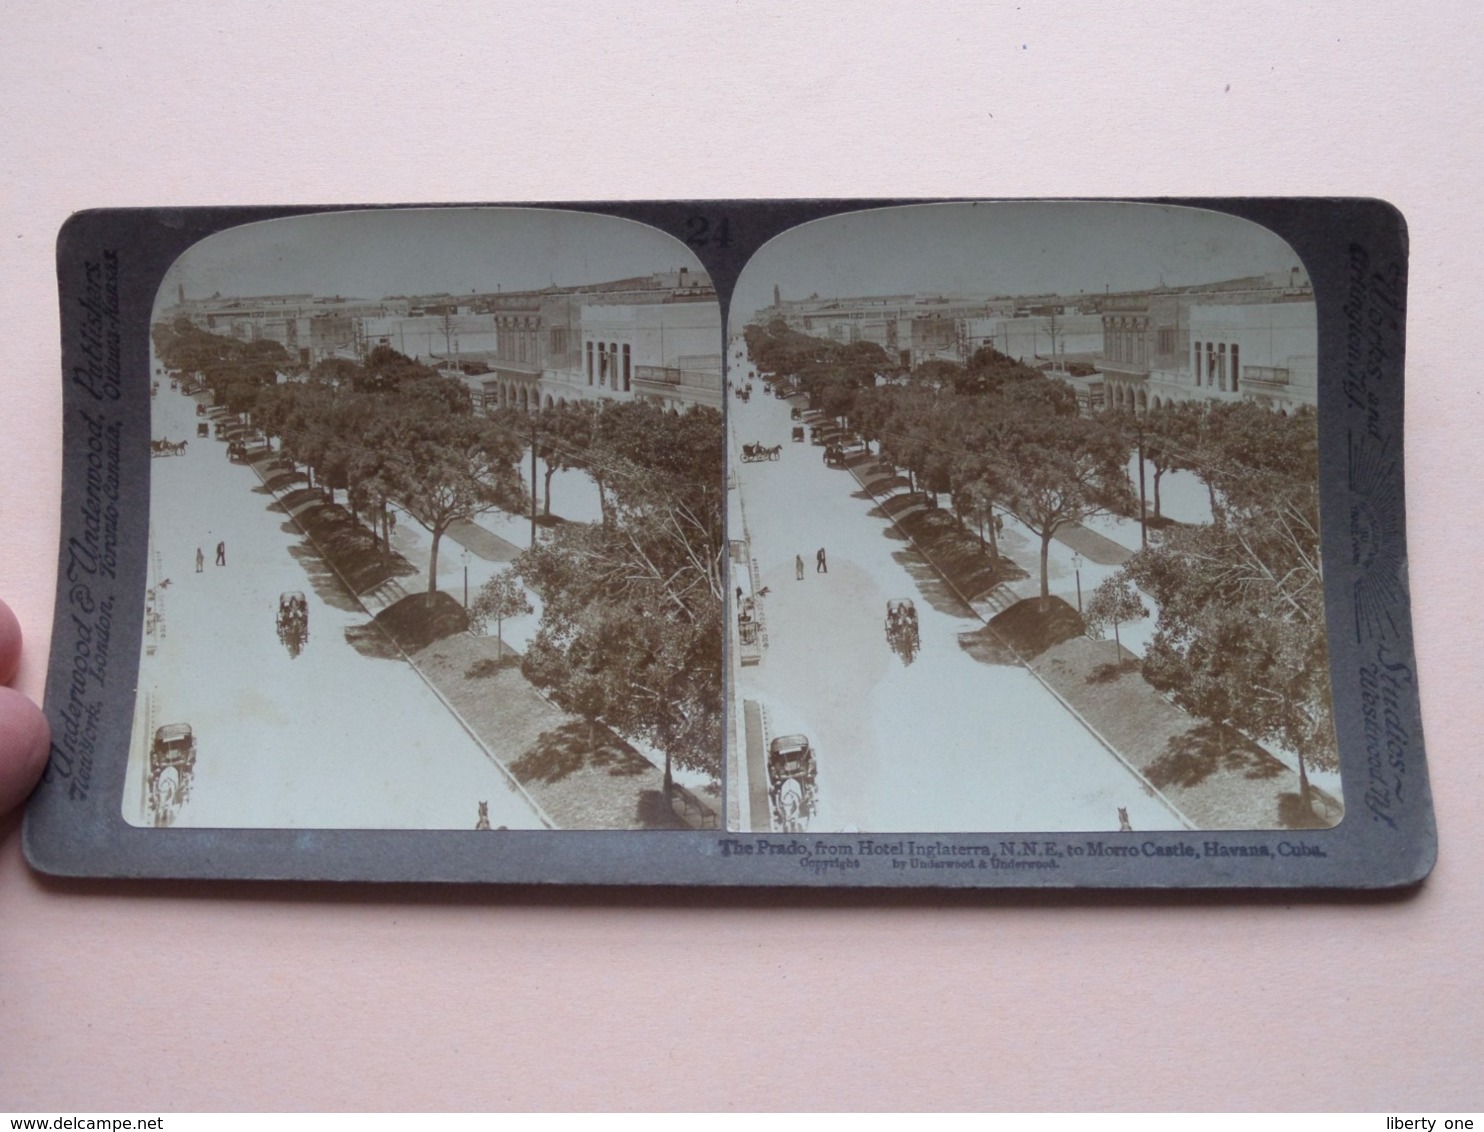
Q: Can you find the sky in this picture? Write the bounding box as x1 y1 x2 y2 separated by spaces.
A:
730 201 1308 326
155 207 706 313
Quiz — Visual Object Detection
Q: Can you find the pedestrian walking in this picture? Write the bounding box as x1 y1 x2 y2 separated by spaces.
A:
195 547 204 573
816 547 827 573
215 541 226 567
795 554 805 581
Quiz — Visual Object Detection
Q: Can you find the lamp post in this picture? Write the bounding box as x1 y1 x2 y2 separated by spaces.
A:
1072 551 1084 614
462 547 472 609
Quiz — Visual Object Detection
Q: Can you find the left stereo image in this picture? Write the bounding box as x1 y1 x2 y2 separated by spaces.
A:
128 207 724 831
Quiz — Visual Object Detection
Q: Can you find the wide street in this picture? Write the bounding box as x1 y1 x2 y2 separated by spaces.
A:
729 350 1181 833
123 370 545 830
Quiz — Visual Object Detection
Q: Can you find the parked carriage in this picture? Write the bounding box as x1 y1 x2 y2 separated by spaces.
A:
824 444 847 467
885 598 920 663
767 734 818 833
148 723 196 827
741 442 782 463
277 591 309 657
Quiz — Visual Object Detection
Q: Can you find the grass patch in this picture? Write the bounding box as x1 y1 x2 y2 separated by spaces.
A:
986 597 1085 660
372 591 468 652
464 651 519 678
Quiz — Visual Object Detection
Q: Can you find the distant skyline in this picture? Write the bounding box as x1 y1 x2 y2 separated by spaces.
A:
730 202 1308 328
155 207 706 315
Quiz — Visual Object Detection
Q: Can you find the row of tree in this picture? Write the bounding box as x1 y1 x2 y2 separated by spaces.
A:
153 319 726 785
745 317 1335 812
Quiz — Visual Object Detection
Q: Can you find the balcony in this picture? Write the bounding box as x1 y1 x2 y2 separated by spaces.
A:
1242 365 1290 390
634 364 682 387
1098 357 1151 379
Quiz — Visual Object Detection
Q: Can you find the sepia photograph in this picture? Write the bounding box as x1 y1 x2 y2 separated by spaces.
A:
128 207 725 831
726 201 1337 834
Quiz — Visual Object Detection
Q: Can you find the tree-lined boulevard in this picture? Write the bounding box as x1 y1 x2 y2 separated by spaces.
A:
729 351 1182 833
137 319 724 828
127 373 545 829
732 317 1338 831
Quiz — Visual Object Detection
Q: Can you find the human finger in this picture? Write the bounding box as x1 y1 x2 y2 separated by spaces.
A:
0 599 21 685
0 686 50 817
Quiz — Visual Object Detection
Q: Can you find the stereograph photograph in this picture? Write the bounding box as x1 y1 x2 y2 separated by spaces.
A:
129 208 725 831
726 201 1338 837
29 197 1431 887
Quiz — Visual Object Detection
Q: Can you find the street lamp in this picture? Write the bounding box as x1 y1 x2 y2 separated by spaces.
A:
461 546 472 609
1071 551 1084 614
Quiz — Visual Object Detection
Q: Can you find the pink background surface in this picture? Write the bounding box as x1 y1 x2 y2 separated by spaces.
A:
2 3 1480 1111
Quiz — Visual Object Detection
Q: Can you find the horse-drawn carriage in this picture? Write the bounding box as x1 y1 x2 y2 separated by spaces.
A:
741 442 782 463
885 598 919 663
767 734 818 833
277 591 309 657
824 443 847 467
150 438 187 457
148 723 196 827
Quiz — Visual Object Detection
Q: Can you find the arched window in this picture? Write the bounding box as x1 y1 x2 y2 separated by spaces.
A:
622 344 631 392
1193 341 1202 385
1231 343 1240 392
586 341 594 385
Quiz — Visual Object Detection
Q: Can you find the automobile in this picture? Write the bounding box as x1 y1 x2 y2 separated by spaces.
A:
148 723 197 823
767 733 817 833
791 426 805 442
768 733 816 785
197 422 209 438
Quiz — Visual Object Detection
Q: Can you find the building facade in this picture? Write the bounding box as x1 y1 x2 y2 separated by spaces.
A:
476 273 722 415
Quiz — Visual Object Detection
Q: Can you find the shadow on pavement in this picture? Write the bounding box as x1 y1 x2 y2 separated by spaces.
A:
1144 722 1286 790
957 624 1019 666
342 620 403 660
512 719 655 786
286 541 366 614
890 548 971 617
636 790 692 830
